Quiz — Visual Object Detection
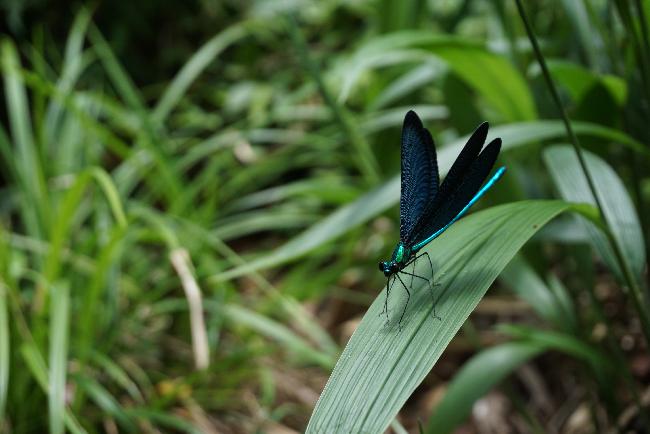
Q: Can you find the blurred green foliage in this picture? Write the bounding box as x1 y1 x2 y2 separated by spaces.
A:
1 0 650 433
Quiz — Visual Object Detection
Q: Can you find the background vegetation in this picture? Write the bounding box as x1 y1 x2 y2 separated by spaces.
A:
1 0 649 433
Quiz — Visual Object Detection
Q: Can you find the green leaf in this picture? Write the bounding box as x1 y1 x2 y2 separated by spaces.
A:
49 283 70 434
370 63 442 110
21 345 88 434
425 342 545 434
500 255 576 331
545 60 627 106
558 0 601 69
336 31 536 121
493 121 646 155
499 325 612 375
75 376 137 431
432 43 536 121
220 304 336 369
212 177 400 282
0 280 8 420
426 324 613 434
153 23 250 123
43 9 91 146
306 200 571 433
544 145 646 283
1 38 50 238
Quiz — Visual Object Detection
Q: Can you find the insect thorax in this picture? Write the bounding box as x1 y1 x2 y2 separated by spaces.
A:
391 242 412 265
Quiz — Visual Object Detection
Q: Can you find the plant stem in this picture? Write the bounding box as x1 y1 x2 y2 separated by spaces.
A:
615 0 650 119
514 0 650 346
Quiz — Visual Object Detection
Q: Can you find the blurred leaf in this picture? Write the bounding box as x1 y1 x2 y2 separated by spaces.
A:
1 38 49 238
213 177 399 282
221 304 336 369
441 73 483 134
370 62 443 110
88 25 182 205
306 200 572 433
214 210 318 240
432 43 536 121
43 9 91 146
0 282 8 420
425 342 545 434
153 23 250 123
337 31 536 121
546 273 577 332
427 323 613 434
500 255 576 331
559 0 602 69
360 104 449 134
544 60 628 106
123 409 203 434
573 82 620 126
499 325 613 378
49 283 70 434
493 120 645 154
21 344 88 434
89 352 144 403
544 145 646 283
75 376 137 431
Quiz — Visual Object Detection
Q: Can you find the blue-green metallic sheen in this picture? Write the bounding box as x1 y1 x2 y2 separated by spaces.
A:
411 166 506 251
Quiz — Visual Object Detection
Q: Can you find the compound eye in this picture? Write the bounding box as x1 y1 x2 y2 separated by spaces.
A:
378 262 385 271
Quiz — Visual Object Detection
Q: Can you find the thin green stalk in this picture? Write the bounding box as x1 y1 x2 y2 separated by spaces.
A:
286 15 380 185
493 0 524 71
634 0 650 62
514 0 650 346
615 0 650 115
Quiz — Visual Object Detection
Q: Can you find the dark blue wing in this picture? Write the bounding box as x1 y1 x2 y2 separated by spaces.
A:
409 137 501 246
399 110 439 242
435 122 488 207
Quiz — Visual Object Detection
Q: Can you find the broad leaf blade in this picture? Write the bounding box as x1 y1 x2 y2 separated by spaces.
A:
544 145 646 283
306 200 570 433
336 31 536 122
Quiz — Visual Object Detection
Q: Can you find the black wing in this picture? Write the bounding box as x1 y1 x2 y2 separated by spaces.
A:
408 125 501 246
436 122 489 207
399 110 439 242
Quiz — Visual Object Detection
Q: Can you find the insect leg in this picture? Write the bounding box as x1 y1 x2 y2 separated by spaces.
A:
410 258 415 286
421 252 434 281
405 252 440 321
402 253 430 286
395 273 410 329
399 270 428 285
420 252 441 321
380 275 392 319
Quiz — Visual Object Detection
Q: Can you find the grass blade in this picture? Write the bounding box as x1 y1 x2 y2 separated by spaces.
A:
1 38 49 238
425 342 545 434
544 145 646 283
0 282 8 420
153 24 250 123
49 282 70 434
